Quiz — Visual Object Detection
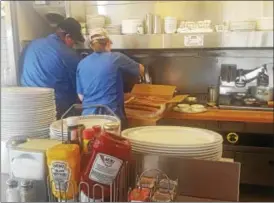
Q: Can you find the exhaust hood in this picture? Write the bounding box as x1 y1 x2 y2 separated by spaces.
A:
32 1 68 27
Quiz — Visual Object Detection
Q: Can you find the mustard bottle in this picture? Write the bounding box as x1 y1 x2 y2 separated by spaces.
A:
46 143 80 200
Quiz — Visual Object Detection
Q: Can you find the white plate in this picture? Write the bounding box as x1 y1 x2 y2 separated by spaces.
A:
129 136 223 149
127 131 222 149
131 145 222 155
132 150 222 160
122 126 223 147
1 132 49 139
1 87 54 93
131 150 222 159
1 122 53 129
173 106 207 113
2 118 55 124
50 115 119 133
130 141 223 152
49 115 120 140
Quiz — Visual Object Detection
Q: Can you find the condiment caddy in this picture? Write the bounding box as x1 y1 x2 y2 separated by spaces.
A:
46 104 130 202
128 169 178 202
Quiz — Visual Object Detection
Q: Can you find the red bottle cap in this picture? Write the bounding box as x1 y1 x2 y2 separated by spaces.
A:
92 125 101 133
83 128 95 140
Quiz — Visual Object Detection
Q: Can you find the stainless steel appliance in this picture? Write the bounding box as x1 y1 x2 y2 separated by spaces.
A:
218 63 274 111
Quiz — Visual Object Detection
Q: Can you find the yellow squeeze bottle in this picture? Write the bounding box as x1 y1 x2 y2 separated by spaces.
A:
46 143 80 200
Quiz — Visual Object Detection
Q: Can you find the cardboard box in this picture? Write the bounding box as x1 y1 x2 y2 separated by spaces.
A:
168 158 240 201
125 84 188 127
176 195 223 202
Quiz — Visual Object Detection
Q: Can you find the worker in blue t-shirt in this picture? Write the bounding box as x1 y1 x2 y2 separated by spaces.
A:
20 18 84 119
76 28 144 129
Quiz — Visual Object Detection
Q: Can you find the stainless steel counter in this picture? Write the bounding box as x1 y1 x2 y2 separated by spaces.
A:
76 31 273 49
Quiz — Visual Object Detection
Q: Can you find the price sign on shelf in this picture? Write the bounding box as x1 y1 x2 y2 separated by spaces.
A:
34 1 47 5
184 34 204 47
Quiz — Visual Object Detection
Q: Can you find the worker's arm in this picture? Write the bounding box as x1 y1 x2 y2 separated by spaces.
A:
139 63 145 77
76 64 84 102
114 52 144 77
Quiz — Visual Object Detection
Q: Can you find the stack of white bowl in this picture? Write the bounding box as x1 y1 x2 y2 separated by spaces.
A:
256 17 273 31
164 16 177 34
105 24 121 35
122 19 143 34
50 115 120 141
86 15 106 31
122 126 223 161
1 87 57 140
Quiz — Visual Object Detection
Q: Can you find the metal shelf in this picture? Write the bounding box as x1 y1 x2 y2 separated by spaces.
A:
75 31 273 49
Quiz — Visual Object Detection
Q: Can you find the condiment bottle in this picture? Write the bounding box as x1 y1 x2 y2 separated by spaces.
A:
92 125 102 137
20 180 36 202
66 117 79 144
82 128 96 153
46 143 80 200
103 122 120 135
6 179 20 202
77 124 86 151
128 187 151 202
81 122 131 201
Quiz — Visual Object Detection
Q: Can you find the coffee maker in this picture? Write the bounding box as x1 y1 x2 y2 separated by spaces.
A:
218 63 273 111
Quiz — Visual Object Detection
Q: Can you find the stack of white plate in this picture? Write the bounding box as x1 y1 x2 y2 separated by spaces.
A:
86 15 105 29
1 87 56 140
122 19 143 34
105 24 121 35
50 115 120 140
122 126 223 161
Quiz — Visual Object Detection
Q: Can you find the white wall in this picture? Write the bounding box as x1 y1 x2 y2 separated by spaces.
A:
1 1 17 86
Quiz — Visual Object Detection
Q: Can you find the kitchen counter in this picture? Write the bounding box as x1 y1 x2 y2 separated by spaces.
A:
157 109 274 187
163 108 274 124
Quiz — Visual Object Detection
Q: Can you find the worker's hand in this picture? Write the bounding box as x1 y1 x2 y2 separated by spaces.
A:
78 94 84 102
139 64 145 77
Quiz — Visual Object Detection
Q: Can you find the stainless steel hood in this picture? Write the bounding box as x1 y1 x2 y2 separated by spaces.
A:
32 1 68 27
76 31 273 49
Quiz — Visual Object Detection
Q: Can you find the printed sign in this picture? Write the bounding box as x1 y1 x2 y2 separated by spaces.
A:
34 1 47 5
184 35 204 47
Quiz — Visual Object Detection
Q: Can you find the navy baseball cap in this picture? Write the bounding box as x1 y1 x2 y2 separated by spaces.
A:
58 18 84 42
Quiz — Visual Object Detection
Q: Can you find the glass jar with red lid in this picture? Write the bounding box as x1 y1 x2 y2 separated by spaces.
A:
80 122 131 201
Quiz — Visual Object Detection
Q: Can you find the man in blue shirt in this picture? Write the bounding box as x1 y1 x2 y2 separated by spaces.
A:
20 18 84 119
76 28 144 128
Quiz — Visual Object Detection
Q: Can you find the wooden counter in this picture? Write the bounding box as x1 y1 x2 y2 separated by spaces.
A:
163 109 274 124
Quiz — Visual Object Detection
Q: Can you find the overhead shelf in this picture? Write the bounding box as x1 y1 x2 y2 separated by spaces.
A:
76 31 273 49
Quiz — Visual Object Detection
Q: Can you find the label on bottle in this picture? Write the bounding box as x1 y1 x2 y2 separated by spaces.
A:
70 128 78 141
89 153 123 185
50 161 71 192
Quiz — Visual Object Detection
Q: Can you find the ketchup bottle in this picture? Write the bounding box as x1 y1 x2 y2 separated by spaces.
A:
81 122 131 201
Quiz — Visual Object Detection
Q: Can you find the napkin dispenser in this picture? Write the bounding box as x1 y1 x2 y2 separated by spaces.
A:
9 139 61 202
